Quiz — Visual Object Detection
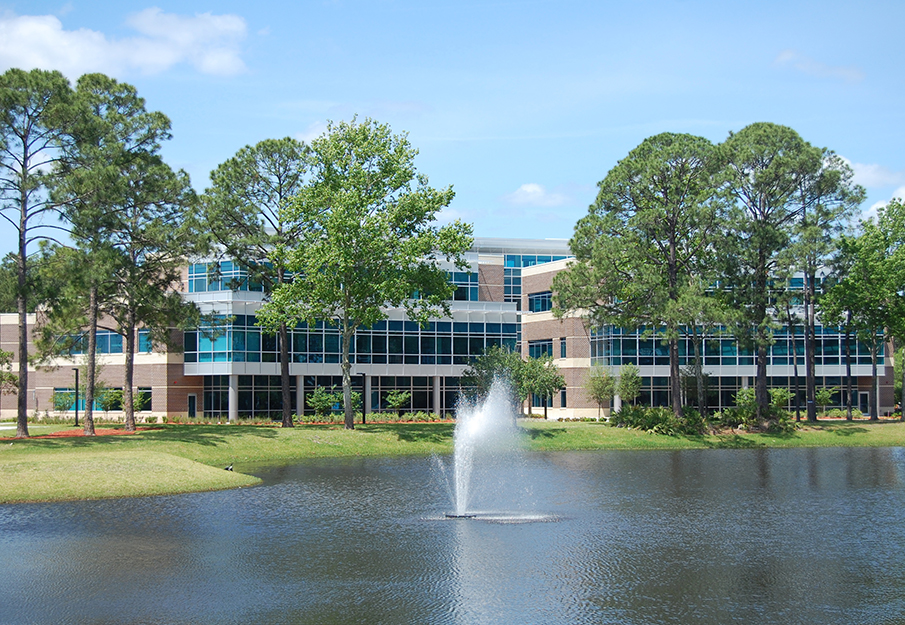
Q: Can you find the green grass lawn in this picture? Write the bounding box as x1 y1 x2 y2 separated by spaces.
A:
2 418 904 503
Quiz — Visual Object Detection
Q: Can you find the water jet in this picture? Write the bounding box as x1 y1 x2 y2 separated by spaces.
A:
447 377 521 518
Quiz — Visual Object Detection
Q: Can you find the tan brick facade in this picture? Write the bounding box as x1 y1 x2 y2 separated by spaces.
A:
0 313 204 422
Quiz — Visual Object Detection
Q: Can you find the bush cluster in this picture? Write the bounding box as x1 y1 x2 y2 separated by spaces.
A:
296 411 447 424
609 405 707 436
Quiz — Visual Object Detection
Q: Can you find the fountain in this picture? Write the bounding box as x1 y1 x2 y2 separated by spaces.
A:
444 377 522 519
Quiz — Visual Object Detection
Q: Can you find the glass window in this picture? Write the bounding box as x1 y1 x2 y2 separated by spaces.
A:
528 291 553 313
529 340 553 359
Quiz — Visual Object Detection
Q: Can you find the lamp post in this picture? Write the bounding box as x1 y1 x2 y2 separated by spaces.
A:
72 367 79 427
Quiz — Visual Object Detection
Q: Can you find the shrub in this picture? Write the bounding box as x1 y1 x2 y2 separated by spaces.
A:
609 405 704 436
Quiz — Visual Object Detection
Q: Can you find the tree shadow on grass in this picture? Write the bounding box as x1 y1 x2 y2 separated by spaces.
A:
804 421 870 437
8 424 280 450
359 423 455 444
522 427 566 439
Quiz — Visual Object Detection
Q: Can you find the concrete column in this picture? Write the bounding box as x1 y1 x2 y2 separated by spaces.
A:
228 375 238 423
364 375 372 415
296 375 304 417
433 376 441 416
613 394 622 412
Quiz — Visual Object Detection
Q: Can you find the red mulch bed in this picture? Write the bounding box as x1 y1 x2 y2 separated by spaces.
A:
0 427 155 440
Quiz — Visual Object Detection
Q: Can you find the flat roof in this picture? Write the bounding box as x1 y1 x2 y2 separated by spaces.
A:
471 237 571 255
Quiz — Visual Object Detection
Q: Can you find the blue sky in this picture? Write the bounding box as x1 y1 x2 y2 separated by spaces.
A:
1 0 904 255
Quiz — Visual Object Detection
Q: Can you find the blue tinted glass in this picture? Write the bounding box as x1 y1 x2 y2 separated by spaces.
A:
436 322 451 333
138 330 151 353
389 321 404 332
453 322 468 334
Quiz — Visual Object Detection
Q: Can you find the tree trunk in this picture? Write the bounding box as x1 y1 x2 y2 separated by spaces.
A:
83 285 98 436
845 312 853 421
692 327 706 417
900 343 905 422
123 316 136 431
785 304 801 421
754 254 770 424
15 197 29 438
804 270 817 422
341 324 354 430
279 321 293 427
869 342 879 421
756 341 769 424
669 337 683 419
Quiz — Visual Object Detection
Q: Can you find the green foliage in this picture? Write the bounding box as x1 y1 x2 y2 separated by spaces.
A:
385 390 411 415
769 387 794 409
460 345 523 401
96 389 122 414
521 354 565 416
258 117 473 429
308 386 340 417
586 366 616 418
815 387 838 413
617 363 642 405
52 390 74 414
201 137 311 428
823 200 905 419
0 68 79 436
0 349 16 394
554 133 726 418
608 405 706 436
719 123 827 419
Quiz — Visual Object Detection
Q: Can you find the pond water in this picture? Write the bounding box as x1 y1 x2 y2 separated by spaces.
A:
2 447 905 624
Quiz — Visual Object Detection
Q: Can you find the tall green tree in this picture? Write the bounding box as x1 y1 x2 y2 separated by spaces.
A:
521 354 565 419
718 122 824 424
553 132 723 419
822 200 905 420
781 151 864 421
201 137 310 427
44 73 174 436
0 68 76 438
460 344 523 403
105 153 200 431
617 362 642 406
258 118 473 429
586 365 616 420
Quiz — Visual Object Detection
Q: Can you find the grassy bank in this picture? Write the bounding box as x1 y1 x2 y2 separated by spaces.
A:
2 418 905 503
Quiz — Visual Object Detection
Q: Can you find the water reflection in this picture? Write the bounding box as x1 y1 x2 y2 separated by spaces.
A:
1 448 905 624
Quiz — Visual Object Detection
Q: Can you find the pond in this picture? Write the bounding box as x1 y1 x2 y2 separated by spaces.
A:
2 447 905 624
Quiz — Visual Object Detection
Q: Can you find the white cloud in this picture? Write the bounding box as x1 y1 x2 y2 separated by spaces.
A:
774 49 864 83
0 9 247 79
502 183 569 208
849 161 905 188
295 121 329 144
863 186 905 221
433 206 469 226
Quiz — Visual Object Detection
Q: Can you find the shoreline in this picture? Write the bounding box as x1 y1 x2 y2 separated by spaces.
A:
2 419 905 504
